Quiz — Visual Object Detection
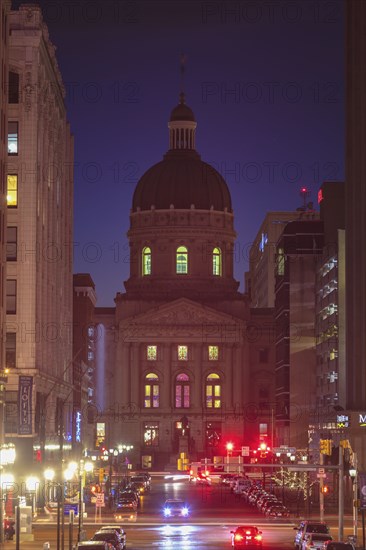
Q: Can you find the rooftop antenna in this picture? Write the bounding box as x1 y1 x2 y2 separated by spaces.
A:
180 53 187 104
299 186 311 210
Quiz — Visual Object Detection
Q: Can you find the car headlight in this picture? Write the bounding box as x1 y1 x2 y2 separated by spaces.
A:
182 507 189 516
164 508 171 516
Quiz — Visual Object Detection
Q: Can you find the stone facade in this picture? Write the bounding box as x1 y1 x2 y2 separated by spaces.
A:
5 4 73 468
95 95 276 469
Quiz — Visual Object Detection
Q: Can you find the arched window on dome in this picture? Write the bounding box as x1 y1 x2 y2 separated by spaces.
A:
142 246 151 276
206 373 221 409
175 373 190 408
144 373 159 408
212 247 222 276
176 246 188 274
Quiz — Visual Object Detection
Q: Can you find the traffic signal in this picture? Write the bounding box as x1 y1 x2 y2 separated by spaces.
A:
320 439 332 455
321 485 329 494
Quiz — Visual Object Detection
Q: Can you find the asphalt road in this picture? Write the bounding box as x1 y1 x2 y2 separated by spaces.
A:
6 475 361 550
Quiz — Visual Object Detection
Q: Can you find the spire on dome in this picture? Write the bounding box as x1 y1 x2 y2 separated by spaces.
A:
168 55 197 150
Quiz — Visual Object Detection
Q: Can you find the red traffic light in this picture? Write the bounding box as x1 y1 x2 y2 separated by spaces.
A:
226 442 234 452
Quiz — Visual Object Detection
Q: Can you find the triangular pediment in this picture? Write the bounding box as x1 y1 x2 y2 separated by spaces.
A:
119 298 244 342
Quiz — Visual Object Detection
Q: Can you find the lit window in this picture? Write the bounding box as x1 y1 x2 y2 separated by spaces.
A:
8 121 18 155
144 422 159 446
142 246 151 275
175 373 190 408
147 345 157 360
206 373 221 408
212 247 222 276
176 246 188 274
6 227 17 261
144 373 159 408
7 175 18 208
208 346 219 360
178 345 188 361
6 280 17 314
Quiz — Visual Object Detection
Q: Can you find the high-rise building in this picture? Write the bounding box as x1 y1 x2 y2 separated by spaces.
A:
0 0 11 448
274 219 324 448
5 4 73 468
248 211 318 308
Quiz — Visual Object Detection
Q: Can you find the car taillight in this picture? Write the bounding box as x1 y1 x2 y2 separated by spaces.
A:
235 534 244 541
255 535 262 541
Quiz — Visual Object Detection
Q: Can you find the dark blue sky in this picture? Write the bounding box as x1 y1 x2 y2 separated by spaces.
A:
16 0 344 306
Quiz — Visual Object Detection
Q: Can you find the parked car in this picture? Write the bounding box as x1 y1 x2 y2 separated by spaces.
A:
294 521 330 550
77 543 114 550
265 505 290 518
91 530 125 550
98 526 126 549
302 533 333 550
230 526 263 549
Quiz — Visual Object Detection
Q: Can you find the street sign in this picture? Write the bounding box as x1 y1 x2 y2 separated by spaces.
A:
95 492 105 508
241 446 250 457
317 473 326 478
64 503 78 515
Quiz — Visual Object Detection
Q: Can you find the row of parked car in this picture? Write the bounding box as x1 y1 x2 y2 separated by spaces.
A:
222 475 290 519
293 520 357 550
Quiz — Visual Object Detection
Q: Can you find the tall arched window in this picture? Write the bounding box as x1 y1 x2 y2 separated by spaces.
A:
212 247 222 276
144 373 159 408
142 246 151 276
176 246 188 274
175 373 190 408
206 373 221 408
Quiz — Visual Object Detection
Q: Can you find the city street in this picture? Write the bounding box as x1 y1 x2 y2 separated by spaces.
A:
5 475 361 550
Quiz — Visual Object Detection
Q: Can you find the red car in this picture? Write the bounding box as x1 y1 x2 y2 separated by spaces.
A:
231 526 263 549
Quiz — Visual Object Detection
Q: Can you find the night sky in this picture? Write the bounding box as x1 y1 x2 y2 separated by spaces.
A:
14 0 344 306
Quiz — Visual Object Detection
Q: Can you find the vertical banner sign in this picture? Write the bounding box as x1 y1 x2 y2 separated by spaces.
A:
18 376 33 434
359 472 366 509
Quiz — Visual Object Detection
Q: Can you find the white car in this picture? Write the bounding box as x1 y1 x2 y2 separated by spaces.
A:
302 533 333 550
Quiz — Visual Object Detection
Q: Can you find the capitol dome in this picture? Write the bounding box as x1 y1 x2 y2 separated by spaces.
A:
132 94 232 213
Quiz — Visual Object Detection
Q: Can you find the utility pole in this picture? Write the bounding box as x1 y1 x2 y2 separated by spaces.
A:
353 452 358 539
319 452 324 522
338 446 344 540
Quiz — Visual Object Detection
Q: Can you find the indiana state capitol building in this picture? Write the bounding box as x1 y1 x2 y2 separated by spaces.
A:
95 93 275 469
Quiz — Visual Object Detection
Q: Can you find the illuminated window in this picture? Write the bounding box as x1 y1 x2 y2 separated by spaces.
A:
144 422 159 446
8 121 18 155
178 345 188 361
7 175 18 208
176 246 188 274
147 345 157 360
175 373 190 408
208 345 219 360
212 247 222 276
6 227 17 261
144 373 159 408
206 373 221 408
142 246 151 275
6 280 17 314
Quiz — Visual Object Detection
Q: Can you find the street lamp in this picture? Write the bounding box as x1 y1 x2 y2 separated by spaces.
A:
25 476 39 518
349 462 358 540
78 460 93 542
